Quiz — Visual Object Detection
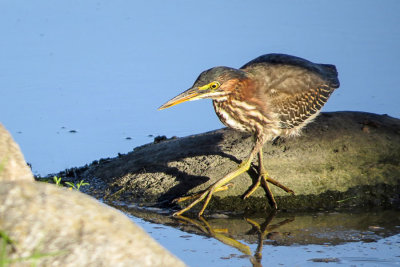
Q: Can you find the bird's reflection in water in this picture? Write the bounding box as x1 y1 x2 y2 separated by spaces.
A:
174 211 294 267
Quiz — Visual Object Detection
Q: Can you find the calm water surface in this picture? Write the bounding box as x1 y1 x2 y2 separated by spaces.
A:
121 207 400 266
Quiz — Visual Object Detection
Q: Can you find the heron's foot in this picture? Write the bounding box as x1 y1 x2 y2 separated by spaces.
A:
172 184 219 217
266 175 295 195
172 159 252 217
243 170 294 209
172 183 234 203
172 182 236 217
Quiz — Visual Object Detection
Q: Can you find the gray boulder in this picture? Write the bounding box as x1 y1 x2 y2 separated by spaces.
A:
0 123 186 266
0 123 33 182
0 181 186 267
75 112 400 213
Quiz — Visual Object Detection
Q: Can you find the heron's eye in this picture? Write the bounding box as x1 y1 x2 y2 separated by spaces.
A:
209 81 220 90
198 81 220 91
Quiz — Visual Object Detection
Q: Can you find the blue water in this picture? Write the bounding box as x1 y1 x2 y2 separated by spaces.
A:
129 214 400 266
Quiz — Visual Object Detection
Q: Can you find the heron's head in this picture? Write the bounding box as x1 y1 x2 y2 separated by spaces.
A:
158 67 248 110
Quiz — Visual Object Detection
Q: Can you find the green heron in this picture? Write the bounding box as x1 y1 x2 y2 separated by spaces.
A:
159 53 339 217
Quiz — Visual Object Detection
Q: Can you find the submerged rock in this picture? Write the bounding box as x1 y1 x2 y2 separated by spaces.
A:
70 112 400 213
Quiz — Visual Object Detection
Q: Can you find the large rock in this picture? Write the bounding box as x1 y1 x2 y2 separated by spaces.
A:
72 112 400 213
0 181 186 267
0 123 185 266
0 123 33 182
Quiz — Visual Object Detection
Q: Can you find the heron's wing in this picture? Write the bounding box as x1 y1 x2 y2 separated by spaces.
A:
241 54 339 129
241 53 339 89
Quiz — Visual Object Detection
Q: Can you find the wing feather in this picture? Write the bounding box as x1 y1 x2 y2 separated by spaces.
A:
241 54 339 129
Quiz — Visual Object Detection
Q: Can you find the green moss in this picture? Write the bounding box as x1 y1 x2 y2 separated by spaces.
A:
0 230 66 266
0 157 7 174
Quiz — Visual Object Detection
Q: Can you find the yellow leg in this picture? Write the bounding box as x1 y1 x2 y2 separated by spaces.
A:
173 183 234 203
173 159 253 217
243 148 294 208
172 135 269 217
242 175 261 199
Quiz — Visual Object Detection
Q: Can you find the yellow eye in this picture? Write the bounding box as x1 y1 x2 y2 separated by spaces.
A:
198 81 221 91
209 81 220 90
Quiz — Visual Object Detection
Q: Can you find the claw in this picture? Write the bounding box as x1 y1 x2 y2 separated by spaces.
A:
243 148 295 208
172 183 235 204
171 159 253 217
170 140 294 216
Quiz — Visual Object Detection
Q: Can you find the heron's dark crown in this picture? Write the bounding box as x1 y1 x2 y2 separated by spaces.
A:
193 66 248 87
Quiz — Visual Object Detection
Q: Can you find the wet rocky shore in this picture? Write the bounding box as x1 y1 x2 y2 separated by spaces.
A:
57 111 400 214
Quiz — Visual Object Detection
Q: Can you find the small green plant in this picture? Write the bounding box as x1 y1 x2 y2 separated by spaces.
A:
65 180 89 191
51 176 89 191
53 176 62 186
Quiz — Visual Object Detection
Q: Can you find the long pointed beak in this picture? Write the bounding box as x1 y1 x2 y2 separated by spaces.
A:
158 87 200 110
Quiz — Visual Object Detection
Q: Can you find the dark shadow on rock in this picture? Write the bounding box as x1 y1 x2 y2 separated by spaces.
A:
68 129 249 207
